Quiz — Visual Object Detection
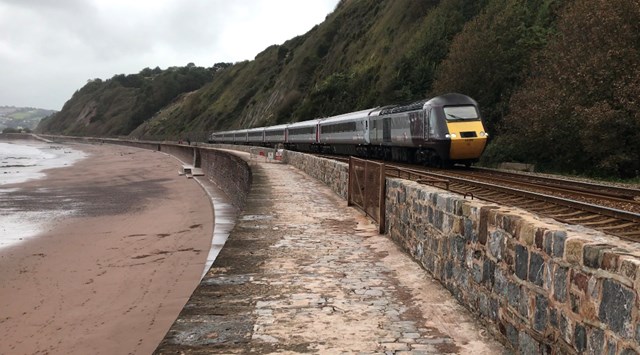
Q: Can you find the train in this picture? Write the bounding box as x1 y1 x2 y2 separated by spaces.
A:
209 93 488 167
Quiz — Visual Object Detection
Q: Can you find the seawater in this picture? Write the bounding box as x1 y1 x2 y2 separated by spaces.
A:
0 140 86 249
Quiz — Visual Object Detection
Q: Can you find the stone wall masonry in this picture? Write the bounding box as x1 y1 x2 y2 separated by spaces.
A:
282 150 349 199
201 145 349 200
201 147 347 206
204 146 349 199
385 177 640 354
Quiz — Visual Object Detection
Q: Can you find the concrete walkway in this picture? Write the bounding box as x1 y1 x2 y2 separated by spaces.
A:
154 154 507 354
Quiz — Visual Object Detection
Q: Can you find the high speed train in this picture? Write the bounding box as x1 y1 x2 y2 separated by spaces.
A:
209 93 488 167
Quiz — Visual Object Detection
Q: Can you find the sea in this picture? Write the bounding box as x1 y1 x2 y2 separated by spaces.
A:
0 140 86 249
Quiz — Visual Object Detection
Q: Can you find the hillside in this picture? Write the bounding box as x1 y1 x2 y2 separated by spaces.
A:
38 0 640 178
37 64 218 137
1 106 56 131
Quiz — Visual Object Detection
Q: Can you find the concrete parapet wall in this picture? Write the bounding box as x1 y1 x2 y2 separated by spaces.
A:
385 177 640 354
0 133 49 141
199 148 251 211
38 136 251 211
159 144 195 166
282 150 349 199
205 143 253 153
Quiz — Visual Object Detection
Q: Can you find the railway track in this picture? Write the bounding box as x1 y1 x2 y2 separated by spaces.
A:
385 164 640 241
315 154 640 241
458 167 640 207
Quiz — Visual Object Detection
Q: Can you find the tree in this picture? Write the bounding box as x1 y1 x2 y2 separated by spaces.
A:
431 0 560 134
497 0 640 177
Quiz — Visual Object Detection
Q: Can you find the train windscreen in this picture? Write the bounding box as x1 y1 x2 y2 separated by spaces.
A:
443 106 479 121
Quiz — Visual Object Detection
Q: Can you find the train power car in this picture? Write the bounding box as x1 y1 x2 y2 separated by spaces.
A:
208 93 488 167
369 93 488 166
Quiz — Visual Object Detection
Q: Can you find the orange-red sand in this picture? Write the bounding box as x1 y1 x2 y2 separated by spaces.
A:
0 143 214 354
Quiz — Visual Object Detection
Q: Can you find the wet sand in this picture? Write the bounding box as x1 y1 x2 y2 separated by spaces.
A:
0 143 214 354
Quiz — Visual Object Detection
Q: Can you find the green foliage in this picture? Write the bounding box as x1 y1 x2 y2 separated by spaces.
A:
392 0 489 102
1 107 56 131
2 127 21 134
38 0 640 178
492 0 640 178
432 0 562 134
38 64 214 137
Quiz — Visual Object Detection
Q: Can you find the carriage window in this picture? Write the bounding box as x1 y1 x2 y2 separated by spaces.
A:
290 127 314 135
443 106 479 121
321 122 357 134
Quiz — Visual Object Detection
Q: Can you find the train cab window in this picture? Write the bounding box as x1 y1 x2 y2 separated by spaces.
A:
428 109 436 136
443 106 479 121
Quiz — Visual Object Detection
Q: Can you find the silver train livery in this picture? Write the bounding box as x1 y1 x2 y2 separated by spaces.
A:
209 93 488 166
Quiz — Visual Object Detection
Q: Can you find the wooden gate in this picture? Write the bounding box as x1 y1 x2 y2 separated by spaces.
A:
348 157 386 233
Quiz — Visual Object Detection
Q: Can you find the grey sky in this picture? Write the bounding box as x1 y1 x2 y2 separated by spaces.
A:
0 0 340 110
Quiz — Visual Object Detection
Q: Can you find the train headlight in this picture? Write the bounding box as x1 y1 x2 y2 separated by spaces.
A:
479 131 489 137
445 133 457 139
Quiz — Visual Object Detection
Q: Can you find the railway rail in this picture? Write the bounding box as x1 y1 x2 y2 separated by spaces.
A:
316 154 640 241
387 164 640 241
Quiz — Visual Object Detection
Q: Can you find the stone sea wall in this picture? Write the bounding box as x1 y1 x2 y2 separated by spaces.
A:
282 150 349 199
261 149 640 353
116 142 252 211
34 138 640 353
0 133 49 141
158 144 196 167
385 177 640 354
198 148 251 211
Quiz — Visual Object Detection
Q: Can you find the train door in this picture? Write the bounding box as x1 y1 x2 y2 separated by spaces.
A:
363 119 370 144
383 117 391 143
425 107 436 141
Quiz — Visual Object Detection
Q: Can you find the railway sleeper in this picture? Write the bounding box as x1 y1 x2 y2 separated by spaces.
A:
564 214 601 222
598 222 639 231
582 218 619 227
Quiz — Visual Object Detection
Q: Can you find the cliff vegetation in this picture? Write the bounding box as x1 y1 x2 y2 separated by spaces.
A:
37 0 640 178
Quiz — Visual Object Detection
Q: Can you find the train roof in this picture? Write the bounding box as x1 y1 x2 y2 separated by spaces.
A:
379 93 476 115
426 93 477 107
212 129 239 135
287 119 321 128
264 124 289 131
319 108 377 125
379 100 428 115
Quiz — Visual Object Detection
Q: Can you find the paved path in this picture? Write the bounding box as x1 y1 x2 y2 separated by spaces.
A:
155 155 507 354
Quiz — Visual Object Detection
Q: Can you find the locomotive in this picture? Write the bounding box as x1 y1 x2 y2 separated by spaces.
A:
209 93 488 167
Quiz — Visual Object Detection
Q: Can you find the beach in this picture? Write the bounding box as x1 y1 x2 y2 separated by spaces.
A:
0 142 214 354
1 139 87 248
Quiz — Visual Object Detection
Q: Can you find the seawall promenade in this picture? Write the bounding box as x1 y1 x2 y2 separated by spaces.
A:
154 150 505 353
32 136 640 353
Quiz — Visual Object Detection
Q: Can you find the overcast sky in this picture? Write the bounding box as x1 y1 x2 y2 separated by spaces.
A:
0 0 340 110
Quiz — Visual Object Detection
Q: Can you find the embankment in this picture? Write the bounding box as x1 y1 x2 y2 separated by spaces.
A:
279 147 640 354
40 136 640 353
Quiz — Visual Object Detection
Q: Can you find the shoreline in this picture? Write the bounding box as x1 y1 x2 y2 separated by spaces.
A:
0 143 214 354
1 139 87 248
